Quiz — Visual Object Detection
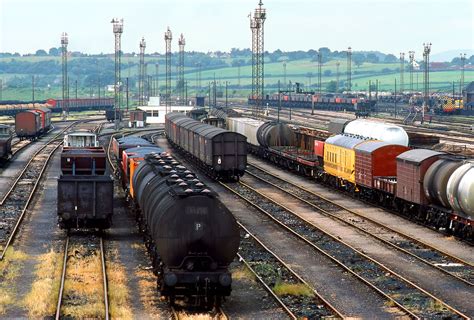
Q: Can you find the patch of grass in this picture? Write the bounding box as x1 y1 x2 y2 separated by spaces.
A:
62 244 105 318
23 249 62 317
272 281 314 297
107 261 132 319
232 265 255 281
428 299 447 312
0 248 27 314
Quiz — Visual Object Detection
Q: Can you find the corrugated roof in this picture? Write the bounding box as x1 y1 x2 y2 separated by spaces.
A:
355 140 390 153
326 134 370 149
397 149 443 164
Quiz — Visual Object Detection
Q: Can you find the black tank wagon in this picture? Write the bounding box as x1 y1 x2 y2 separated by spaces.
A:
131 153 240 305
165 112 247 181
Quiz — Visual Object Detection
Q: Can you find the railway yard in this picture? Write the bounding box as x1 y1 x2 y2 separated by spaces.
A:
0 106 471 320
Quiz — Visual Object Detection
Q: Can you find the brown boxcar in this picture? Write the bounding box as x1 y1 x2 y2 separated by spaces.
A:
15 110 42 139
130 110 147 122
61 147 107 175
57 175 114 229
355 141 410 188
396 149 443 205
33 107 51 132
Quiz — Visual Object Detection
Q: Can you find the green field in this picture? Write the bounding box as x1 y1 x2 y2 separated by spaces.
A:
1 56 472 101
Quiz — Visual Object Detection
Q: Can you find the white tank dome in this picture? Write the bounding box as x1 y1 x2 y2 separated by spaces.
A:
343 119 409 146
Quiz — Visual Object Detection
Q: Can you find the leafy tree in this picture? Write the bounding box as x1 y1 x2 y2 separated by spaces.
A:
326 80 337 92
384 54 398 63
48 47 60 56
353 53 365 67
366 53 379 63
35 49 47 56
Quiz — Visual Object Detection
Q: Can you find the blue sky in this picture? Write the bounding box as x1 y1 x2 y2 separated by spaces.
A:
0 0 472 59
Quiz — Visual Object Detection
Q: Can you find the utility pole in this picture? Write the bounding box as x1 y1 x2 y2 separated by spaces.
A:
336 61 340 94
347 47 352 92
283 62 287 89
111 17 124 129
278 80 281 122
422 42 432 123
394 78 397 118
178 33 186 105
75 79 78 99
61 32 69 116
225 81 229 107
317 50 322 95
250 0 266 117
164 27 172 113
32 75 35 101
399 52 405 96
139 37 146 106
460 53 466 97
155 63 159 96
408 51 415 93
97 59 101 99
126 77 129 111
237 61 241 87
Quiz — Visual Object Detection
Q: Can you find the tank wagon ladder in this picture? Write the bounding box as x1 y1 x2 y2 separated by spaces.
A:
237 222 345 319
0 121 80 260
246 163 474 287
55 236 109 320
219 181 470 319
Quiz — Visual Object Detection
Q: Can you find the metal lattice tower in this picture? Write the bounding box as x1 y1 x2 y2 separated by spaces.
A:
283 62 287 89
155 63 159 96
138 37 146 106
250 0 266 117
61 32 69 116
422 42 431 122
178 33 186 105
399 52 405 95
164 27 172 113
460 53 466 96
347 47 352 92
408 51 415 93
317 50 322 95
111 18 124 126
336 61 340 93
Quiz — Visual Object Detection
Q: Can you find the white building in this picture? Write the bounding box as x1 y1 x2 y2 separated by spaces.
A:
138 96 194 124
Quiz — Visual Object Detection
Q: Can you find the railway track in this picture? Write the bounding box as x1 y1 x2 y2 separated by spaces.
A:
237 222 344 319
171 306 228 320
0 122 78 260
245 163 474 286
220 180 469 319
55 235 109 320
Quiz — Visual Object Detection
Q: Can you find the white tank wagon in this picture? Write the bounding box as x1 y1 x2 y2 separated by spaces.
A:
343 119 409 146
447 161 474 220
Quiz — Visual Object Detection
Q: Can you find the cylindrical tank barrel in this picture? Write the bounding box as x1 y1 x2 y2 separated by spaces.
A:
423 157 463 208
447 161 474 217
133 153 240 269
256 121 296 147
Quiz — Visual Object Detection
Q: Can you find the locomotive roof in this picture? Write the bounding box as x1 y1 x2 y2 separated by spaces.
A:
396 149 444 164
326 134 371 149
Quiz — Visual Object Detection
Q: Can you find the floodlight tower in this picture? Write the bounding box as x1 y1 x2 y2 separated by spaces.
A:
111 18 124 127
164 27 172 113
336 61 340 93
422 42 432 123
250 0 266 117
139 37 146 106
408 51 415 93
250 12 257 113
283 62 287 89
347 47 352 92
61 32 69 116
399 52 405 96
460 53 466 96
178 33 186 105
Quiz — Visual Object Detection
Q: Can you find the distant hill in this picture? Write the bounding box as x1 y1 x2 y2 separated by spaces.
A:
430 49 474 62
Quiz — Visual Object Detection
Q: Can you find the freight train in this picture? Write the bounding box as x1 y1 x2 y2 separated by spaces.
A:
0 98 114 116
57 130 114 229
165 112 247 181
249 93 376 116
15 107 51 140
0 124 13 162
113 136 240 306
225 117 474 241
